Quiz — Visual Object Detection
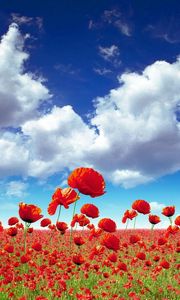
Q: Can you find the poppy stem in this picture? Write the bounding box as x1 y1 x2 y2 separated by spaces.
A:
56 205 62 223
125 219 129 230
24 223 30 253
133 216 137 229
169 216 173 225
70 200 77 252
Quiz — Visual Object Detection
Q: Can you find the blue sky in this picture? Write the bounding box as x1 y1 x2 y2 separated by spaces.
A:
0 0 180 228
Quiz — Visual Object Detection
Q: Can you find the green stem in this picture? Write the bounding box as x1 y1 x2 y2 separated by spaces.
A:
151 224 154 243
24 223 30 253
56 205 62 223
125 219 129 230
169 216 173 225
70 200 77 251
133 216 137 229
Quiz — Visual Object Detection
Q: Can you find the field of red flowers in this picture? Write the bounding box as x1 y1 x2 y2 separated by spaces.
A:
0 167 179 300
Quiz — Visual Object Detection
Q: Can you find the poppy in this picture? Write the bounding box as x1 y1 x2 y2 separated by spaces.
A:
80 203 99 218
68 167 105 197
71 214 90 227
32 242 42 252
8 217 19 226
98 218 116 233
136 252 146 260
132 200 150 214
56 221 68 234
162 206 175 217
101 233 120 251
48 187 79 215
122 209 137 223
7 227 18 236
74 236 85 246
129 234 140 244
148 214 161 225
40 218 51 227
160 260 170 269
175 215 180 226
19 203 43 223
72 253 85 265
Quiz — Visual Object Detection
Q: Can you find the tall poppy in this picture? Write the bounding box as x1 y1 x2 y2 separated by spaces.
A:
48 187 79 215
101 233 120 251
175 215 180 226
162 206 175 217
19 203 43 223
148 214 161 225
122 209 137 223
80 203 99 218
68 167 105 197
132 200 150 214
98 218 116 233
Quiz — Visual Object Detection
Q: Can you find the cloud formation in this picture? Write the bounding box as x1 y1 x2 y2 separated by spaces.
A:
0 23 50 127
0 24 180 188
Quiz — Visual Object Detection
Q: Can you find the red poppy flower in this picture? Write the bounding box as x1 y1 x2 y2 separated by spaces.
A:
122 209 137 223
136 252 146 260
129 234 140 244
98 218 116 233
149 214 161 225
48 187 79 215
7 227 18 236
71 214 90 227
160 260 170 269
72 253 85 265
40 218 51 227
162 206 175 217
68 167 106 197
32 242 42 252
27 227 33 233
20 254 31 264
108 253 117 263
132 200 150 214
118 262 127 272
101 233 120 251
19 203 43 223
175 215 180 226
74 236 85 246
4 244 14 253
8 217 19 226
158 237 167 245
56 221 68 234
80 203 99 218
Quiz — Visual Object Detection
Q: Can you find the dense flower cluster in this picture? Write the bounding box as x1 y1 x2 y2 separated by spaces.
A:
0 167 179 300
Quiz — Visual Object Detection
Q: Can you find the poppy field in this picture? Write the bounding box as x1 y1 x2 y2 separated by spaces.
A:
0 168 180 300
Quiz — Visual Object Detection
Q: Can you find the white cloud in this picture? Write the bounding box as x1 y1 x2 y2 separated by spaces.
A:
110 170 153 188
0 23 51 127
114 20 131 36
89 57 180 187
0 25 180 189
99 45 120 62
93 67 112 76
11 14 43 30
21 105 96 177
6 181 28 198
150 202 165 212
0 131 29 177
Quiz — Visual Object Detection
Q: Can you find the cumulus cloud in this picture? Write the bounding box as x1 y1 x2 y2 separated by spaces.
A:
0 131 29 177
0 23 51 127
21 105 96 177
5 180 28 198
89 57 180 187
150 202 165 212
0 24 180 188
